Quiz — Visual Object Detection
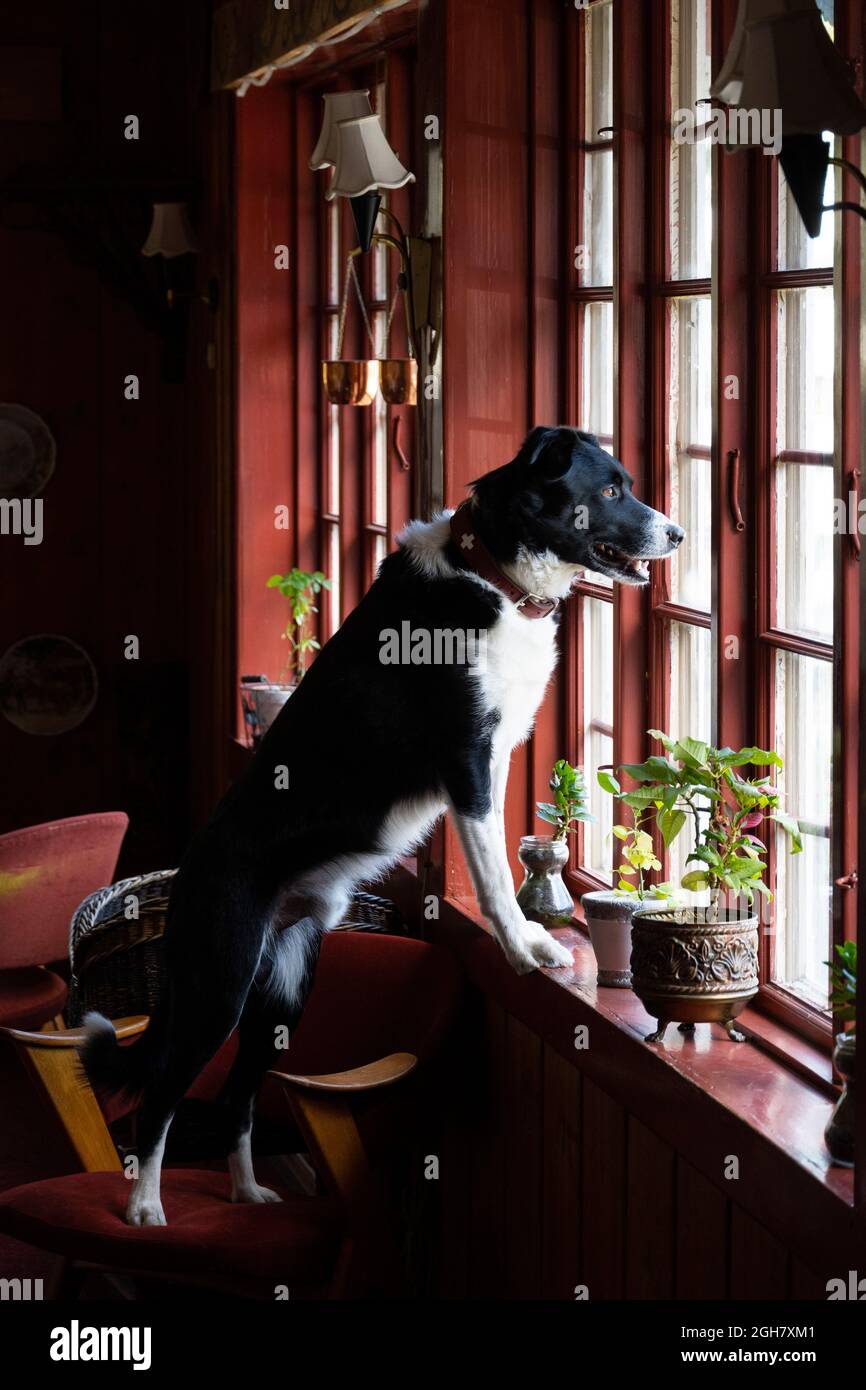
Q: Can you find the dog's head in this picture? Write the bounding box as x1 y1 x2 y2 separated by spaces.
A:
471 425 684 586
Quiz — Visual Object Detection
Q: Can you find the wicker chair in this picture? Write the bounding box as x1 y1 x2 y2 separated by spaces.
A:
67 870 405 1025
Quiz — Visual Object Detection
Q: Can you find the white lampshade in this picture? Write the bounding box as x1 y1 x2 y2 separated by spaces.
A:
309 90 373 170
325 114 415 202
141 202 197 258
711 0 866 136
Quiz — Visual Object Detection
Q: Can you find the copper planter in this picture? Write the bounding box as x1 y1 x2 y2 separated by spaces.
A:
379 357 417 405
322 359 380 406
630 905 759 1044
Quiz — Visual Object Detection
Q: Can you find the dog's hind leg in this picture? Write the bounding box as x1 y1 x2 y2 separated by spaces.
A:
221 916 323 1204
128 1005 242 1227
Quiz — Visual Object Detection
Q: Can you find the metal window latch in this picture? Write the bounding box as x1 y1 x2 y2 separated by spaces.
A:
834 871 859 889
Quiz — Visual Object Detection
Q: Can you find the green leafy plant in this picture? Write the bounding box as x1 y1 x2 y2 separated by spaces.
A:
826 941 856 1032
266 568 331 685
598 732 802 919
598 791 675 902
536 760 595 842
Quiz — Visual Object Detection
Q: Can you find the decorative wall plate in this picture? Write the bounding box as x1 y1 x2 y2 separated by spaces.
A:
0 635 98 735
0 404 56 499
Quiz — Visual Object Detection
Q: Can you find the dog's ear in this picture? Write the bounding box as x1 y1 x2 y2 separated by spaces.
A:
519 425 576 481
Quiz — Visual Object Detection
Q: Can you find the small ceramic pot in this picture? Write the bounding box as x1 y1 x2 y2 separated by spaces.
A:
630 905 759 1044
825 1032 855 1168
239 680 294 745
515 836 575 929
581 891 640 988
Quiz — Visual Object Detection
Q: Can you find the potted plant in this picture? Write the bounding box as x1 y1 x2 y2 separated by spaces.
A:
240 568 330 744
516 760 593 930
582 784 675 987
824 941 856 1167
618 732 802 1043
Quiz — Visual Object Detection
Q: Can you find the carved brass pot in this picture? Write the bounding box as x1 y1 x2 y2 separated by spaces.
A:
630 905 759 1044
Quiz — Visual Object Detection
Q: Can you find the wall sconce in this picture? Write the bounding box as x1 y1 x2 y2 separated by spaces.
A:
711 0 866 235
141 201 218 312
310 92 437 376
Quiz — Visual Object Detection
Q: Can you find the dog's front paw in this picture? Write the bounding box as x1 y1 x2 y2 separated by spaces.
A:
231 1183 283 1205
520 921 575 970
126 1192 166 1227
505 945 539 976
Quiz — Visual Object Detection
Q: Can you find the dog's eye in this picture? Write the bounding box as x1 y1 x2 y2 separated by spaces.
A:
601 484 619 499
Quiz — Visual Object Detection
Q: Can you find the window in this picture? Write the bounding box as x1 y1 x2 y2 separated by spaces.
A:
564 0 858 1047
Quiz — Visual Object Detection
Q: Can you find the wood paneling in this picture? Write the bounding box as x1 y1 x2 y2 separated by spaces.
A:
430 988 848 1301
625 1116 676 1299
676 1158 729 1300
581 1078 627 1300
541 1043 581 1300
730 1206 791 1301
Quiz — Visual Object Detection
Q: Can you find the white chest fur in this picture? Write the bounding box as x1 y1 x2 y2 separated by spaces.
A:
472 603 559 761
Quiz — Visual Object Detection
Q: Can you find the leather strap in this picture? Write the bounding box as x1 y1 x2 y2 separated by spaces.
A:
448 501 560 620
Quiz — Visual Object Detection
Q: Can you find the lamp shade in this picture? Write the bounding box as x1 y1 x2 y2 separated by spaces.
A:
309 90 373 170
325 114 415 202
141 202 197 258
711 0 866 137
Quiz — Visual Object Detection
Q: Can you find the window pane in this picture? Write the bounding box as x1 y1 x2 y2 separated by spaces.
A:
777 287 834 456
584 0 612 139
327 524 341 636
579 299 614 587
582 596 613 880
668 621 712 896
579 300 613 442
775 462 834 642
580 150 613 286
668 296 711 609
772 650 832 1009
372 312 388 527
327 316 341 515
669 0 712 280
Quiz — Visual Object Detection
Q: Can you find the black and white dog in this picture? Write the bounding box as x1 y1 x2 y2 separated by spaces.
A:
82 425 683 1226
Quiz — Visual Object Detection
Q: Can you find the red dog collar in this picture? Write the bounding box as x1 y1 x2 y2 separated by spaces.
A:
448 501 560 620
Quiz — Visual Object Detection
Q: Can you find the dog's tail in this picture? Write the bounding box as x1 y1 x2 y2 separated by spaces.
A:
78 1009 168 1099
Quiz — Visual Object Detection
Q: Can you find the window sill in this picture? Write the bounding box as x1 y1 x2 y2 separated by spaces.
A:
383 865 857 1267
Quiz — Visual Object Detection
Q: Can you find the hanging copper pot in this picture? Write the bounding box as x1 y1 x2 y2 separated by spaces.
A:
379 357 417 406
322 359 380 406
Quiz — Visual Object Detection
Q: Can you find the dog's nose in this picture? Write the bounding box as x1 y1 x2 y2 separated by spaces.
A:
667 523 685 548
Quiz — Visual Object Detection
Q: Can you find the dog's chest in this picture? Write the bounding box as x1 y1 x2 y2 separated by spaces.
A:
473 605 558 754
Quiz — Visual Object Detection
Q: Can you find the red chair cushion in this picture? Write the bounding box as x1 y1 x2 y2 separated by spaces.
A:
0 968 67 1030
0 1169 340 1287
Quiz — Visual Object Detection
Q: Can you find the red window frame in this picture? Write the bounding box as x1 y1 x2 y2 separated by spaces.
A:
561 0 861 1048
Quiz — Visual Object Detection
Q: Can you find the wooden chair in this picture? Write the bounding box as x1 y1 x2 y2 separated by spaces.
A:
0 1016 417 1299
0 812 128 1029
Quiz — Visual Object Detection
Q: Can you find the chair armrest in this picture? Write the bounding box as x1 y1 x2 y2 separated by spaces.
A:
268 1051 417 1093
0 1016 149 1048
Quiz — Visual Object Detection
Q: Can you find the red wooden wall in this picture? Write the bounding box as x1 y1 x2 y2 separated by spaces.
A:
0 0 221 872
